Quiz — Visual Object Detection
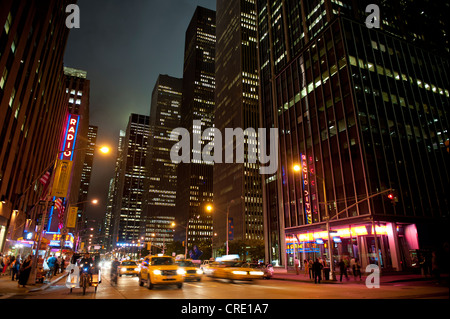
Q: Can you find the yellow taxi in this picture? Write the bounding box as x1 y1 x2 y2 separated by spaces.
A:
176 260 203 282
119 260 139 277
212 261 264 282
138 255 183 289
202 261 221 277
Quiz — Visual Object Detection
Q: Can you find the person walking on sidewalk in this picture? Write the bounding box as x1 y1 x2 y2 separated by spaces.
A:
46 255 57 281
338 259 349 282
11 255 21 281
18 255 33 288
294 257 300 275
312 259 323 284
60 256 66 273
304 259 309 276
2 255 10 276
308 259 314 280
352 258 362 281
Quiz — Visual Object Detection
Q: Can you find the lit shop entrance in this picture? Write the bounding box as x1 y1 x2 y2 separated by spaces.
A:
286 223 419 272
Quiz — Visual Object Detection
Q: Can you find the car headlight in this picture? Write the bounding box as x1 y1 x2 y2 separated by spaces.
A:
134 268 139 271
121 267 127 272
153 270 161 275
196 269 203 275
250 271 264 276
177 269 186 275
232 271 248 275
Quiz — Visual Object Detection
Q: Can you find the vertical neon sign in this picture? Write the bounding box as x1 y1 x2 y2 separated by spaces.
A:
301 154 312 224
48 114 80 231
60 114 80 161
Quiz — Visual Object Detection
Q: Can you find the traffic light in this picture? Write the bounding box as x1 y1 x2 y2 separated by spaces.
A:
388 193 396 206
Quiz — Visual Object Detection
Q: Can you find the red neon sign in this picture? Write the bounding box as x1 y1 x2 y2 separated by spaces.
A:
61 114 80 161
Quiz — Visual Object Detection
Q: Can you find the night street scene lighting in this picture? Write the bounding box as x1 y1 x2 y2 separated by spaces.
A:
0 0 448 315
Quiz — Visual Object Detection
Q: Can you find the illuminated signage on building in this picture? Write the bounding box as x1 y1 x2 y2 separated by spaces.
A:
61 114 80 161
45 232 75 249
285 225 388 244
301 154 312 224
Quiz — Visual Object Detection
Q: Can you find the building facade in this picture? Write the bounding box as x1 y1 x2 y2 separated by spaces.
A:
145 75 182 218
0 0 71 252
176 6 216 253
214 0 264 251
46 67 91 233
256 0 449 269
112 114 150 246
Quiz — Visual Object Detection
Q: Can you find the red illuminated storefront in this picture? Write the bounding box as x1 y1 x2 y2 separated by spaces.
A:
286 221 420 271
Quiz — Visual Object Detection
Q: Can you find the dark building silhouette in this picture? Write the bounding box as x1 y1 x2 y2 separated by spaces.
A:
214 0 264 253
112 114 150 248
176 6 216 252
0 0 72 251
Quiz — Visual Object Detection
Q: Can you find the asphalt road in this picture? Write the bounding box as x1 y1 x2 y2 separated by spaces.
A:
5 269 448 300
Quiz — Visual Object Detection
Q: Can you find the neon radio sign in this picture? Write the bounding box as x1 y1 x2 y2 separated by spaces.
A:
61 114 80 161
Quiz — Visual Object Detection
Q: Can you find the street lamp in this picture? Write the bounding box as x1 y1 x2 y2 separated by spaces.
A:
206 201 234 256
172 218 196 259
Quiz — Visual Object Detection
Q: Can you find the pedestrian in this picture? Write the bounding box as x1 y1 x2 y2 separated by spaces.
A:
60 257 66 273
18 255 33 288
312 258 323 284
304 259 309 276
54 256 60 276
338 259 349 282
2 255 10 276
9 256 15 277
308 259 314 280
11 256 21 281
294 257 300 275
46 255 57 280
352 258 362 281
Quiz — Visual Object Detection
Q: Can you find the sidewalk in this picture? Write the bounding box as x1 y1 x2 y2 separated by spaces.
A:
271 268 449 285
0 272 67 298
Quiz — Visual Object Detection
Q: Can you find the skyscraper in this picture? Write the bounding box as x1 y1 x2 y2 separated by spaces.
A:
214 0 264 251
145 75 182 217
143 75 183 248
112 114 150 246
0 0 71 251
105 130 126 250
78 125 98 205
176 6 216 253
256 0 449 269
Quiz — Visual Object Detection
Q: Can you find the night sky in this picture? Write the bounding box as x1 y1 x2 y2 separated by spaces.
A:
63 0 216 221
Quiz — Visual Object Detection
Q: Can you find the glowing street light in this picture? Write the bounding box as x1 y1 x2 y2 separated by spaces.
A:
99 146 110 154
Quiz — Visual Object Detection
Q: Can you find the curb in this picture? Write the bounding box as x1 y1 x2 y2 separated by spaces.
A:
28 273 68 293
272 276 341 284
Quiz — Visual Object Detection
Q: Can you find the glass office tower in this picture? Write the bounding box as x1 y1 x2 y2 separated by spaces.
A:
256 1 449 269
